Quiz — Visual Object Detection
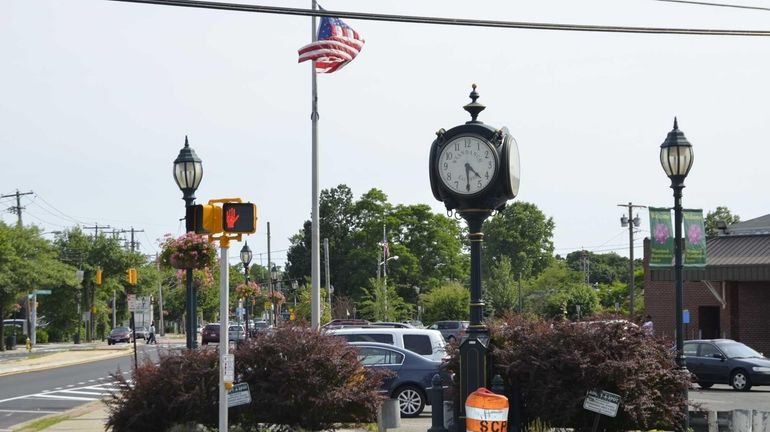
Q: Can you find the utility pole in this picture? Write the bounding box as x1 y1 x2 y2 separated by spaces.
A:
157 253 164 336
82 224 112 341
1 190 33 227
267 222 273 326
83 223 111 238
580 249 590 285
618 202 646 319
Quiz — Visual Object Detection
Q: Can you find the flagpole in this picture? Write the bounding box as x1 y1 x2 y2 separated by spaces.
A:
310 0 321 329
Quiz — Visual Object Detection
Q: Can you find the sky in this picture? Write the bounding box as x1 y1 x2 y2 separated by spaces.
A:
2 0 769 271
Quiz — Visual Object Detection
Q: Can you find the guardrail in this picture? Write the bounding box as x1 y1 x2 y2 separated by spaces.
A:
690 409 770 432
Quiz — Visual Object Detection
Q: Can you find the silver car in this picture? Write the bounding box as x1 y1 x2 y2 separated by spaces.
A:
429 320 469 342
228 324 246 342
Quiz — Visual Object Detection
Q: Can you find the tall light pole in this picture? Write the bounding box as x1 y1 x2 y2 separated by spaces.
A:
377 255 398 321
74 270 84 344
618 202 645 318
240 242 252 338
659 118 694 432
173 136 203 350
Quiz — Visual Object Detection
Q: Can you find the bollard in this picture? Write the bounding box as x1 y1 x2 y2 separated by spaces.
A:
466 387 509 432
428 374 448 432
25 337 32 352
491 374 504 395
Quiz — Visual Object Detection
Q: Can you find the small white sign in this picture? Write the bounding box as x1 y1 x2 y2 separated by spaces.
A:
227 382 251 408
223 354 235 383
583 389 621 418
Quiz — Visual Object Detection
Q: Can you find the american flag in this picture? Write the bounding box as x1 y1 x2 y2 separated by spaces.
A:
298 15 365 73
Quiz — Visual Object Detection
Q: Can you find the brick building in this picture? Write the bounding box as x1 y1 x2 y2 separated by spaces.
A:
644 214 770 355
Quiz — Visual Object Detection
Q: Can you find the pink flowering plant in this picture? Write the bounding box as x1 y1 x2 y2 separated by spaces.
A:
236 281 261 299
267 290 286 305
159 232 217 270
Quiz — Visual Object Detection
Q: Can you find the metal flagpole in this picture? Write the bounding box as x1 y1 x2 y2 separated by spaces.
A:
310 0 321 329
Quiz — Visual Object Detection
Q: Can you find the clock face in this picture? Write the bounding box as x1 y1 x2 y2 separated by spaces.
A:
437 135 497 195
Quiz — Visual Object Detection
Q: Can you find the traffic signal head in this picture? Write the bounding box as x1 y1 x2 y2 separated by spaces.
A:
126 268 138 285
187 204 223 234
222 203 257 234
95 269 103 285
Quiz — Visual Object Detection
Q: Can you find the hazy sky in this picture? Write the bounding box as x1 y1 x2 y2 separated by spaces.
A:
2 0 769 270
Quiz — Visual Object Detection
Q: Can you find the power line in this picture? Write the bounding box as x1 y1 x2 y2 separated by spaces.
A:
107 0 770 37
649 0 770 12
33 193 87 225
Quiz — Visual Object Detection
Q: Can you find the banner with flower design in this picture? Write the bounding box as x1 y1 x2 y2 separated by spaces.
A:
683 209 707 267
649 207 674 267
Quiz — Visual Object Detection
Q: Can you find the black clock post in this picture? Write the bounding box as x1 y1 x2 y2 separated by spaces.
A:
429 85 520 430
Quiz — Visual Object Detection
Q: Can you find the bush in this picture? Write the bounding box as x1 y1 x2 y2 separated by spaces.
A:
105 325 385 431
36 328 49 344
488 314 689 432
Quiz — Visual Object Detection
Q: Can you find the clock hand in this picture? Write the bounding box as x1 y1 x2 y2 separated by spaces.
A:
464 163 471 191
468 165 482 179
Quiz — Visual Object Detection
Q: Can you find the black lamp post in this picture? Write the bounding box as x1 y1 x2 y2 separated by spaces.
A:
659 118 693 431
240 242 252 338
173 136 203 350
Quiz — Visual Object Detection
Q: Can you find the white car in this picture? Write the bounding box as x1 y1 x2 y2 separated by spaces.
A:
228 324 246 342
327 327 447 362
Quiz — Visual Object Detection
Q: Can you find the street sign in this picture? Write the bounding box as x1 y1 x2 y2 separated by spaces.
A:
583 389 621 418
35 290 52 295
223 354 235 383
128 295 150 313
683 309 690 324
236 307 245 317
227 382 251 408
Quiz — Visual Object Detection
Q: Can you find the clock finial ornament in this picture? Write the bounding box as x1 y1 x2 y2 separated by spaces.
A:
464 83 486 123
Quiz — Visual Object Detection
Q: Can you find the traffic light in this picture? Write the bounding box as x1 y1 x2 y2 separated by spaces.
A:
126 268 138 285
95 269 103 285
187 204 223 234
222 203 257 234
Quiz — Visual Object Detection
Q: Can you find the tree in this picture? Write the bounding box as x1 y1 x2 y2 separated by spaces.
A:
421 282 469 324
705 206 741 238
524 260 586 318
285 185 467 303
358 277 413 322
482 201 555 279
483 255 517 318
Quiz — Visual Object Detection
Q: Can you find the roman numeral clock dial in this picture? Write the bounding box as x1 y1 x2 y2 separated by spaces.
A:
438 136 498 196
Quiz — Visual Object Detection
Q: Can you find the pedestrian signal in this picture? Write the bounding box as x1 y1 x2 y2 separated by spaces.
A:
187 204 223 234
222 203 257 234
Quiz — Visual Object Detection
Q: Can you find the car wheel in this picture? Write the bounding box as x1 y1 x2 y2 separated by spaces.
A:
394 385 425 417
731 369 752 391
107 340 112 345
698 382 713 389
202 341 208 345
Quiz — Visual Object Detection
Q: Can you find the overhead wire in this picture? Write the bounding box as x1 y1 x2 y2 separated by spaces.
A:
648 0 770 12
107 0 770 37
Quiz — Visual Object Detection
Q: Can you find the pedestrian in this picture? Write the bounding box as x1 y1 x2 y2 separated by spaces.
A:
642 315 654 336
147 322 157 344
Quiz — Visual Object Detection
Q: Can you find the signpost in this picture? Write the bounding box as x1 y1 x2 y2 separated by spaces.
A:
583 389 621 432
227 382 251 408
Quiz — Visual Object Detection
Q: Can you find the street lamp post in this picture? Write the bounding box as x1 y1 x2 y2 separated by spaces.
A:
240 242 252 339
74 270 84 344
173 136 203 350
377 255 399 321
618 203 645 318
659 118 694 432
270 265 279 326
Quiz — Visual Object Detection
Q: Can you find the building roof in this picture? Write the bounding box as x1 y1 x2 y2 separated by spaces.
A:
718 214 770 236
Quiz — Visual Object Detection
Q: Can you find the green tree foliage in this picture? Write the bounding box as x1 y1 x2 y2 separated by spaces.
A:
524 260 584 316
482 201 555 279
358 277 413 322
483 255 518 318
286 185 466 309
489 315 689 431
705 206 741 238
292 284 331 324
421 282 469 324
0 223 78 348
565 250 634 285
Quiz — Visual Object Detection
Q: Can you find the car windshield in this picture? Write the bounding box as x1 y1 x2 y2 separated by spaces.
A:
436 322 459 330
254 322 268 329
205 325 219 331
229 326 242 331
718 341 763 358
111 327 130 334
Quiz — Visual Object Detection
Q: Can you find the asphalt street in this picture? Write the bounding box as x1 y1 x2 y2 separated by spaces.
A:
0 344 165 430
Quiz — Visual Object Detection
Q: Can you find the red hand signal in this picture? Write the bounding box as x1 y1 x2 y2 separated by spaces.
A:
226 207 240 229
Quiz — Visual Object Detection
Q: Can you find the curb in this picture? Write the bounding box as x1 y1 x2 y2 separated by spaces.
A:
11 400 105 432
0 348 133 378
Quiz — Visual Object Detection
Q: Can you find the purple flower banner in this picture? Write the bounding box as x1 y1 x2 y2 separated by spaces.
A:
683 209 707 267
649 207 674 267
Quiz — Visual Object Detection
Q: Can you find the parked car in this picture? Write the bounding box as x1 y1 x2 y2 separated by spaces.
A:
251 320 270 335
201 323 220 345
370 322 414 328
683 339 770 391
327 327 446 362
107 326 133 345
429 320 469 342
322 319 370 330
402 320 425 329
350 342 447 417
133 327 149 340
229 324 246 342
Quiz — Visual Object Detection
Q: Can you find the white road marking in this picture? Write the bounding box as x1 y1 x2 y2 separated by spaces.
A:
31 394 97 401
58 390 104 396
0 409 60 414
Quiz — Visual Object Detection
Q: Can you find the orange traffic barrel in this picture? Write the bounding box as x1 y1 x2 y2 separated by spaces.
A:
465 387 509 432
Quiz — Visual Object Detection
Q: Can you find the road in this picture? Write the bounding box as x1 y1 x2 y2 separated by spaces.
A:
690 384 770 411
0 344 166 431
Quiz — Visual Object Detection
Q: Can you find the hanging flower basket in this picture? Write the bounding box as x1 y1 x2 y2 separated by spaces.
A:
268 290 286 305
236 281 261 299
159 232 217 270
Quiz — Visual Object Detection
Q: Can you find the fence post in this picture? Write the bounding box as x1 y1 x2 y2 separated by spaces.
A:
428 374 448 432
